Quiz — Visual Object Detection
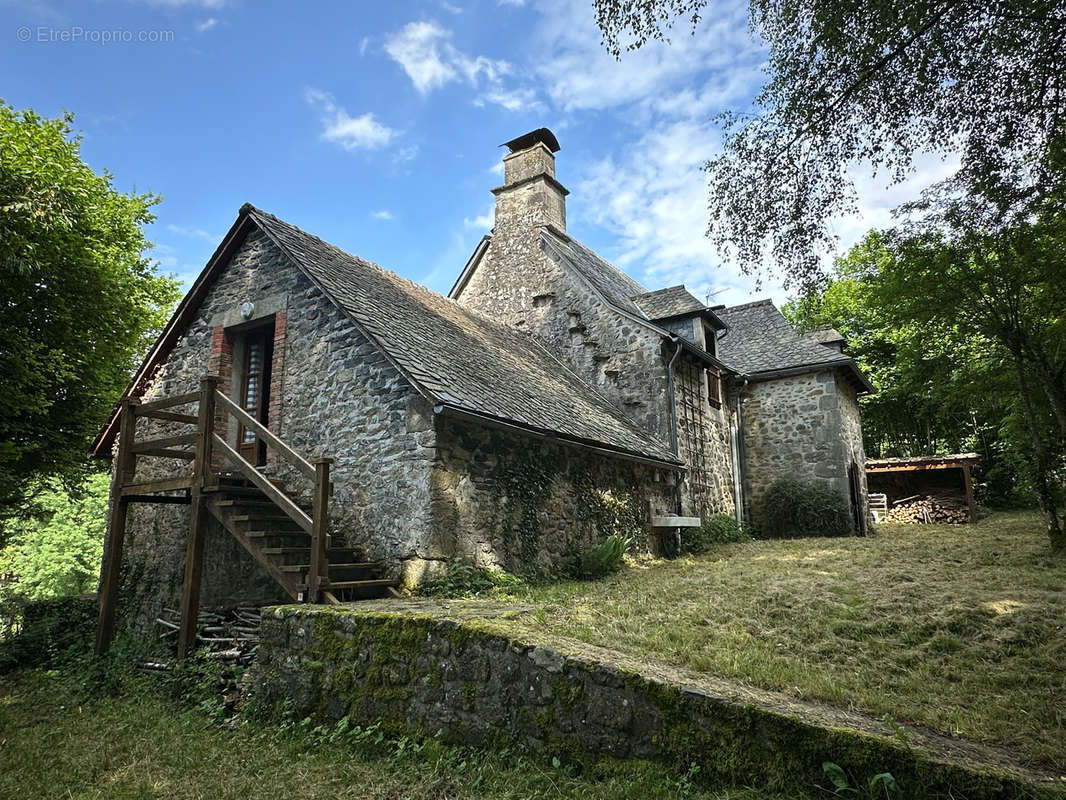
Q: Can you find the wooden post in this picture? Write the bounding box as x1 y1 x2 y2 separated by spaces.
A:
309 457 332 603
178 377 217 659
962 464 977 524
96 398 138 655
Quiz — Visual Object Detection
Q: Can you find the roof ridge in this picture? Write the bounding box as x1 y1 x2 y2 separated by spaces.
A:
720 298 775 311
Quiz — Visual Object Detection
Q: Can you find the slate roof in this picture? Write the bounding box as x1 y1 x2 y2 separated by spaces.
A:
805 327 846 346
714 299 873 392
631 285 706 320
247 207 680 465
540 230 649 317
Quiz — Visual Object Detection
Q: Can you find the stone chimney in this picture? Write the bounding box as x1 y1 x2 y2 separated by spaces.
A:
493 128 568 233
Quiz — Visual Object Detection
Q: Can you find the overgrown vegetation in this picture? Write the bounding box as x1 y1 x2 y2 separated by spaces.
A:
418 558 523 598
682 514 747 554
0 662 786 799
571 534 632 579
758 478 854 538
0 472 109 637
0 103 180 524
487 513 1066 769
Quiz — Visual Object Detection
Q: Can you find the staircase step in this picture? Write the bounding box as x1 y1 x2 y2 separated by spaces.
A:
318 579 398 590
214 498 310 511
280 562 383 573
229 513 304 523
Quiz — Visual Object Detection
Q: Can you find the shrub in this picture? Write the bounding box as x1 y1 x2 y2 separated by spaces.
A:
572 535 631 579
759 478 854 538
0 595 96 673
681 514 747 554
417 558 521 598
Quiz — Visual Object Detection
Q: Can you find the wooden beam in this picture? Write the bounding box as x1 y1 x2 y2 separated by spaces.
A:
177 377 217 660
120 476 195 496
131 433 199 452
129 447 196 461
124 494 190 505
136 410 198 425
963 464 977 524
214 390 316 480
134 391 200 414
96 399 138 655
308 458 332 603
212 433 313 533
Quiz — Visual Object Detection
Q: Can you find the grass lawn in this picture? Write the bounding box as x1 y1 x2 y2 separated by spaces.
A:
488 512 1066 771
0 668 783 800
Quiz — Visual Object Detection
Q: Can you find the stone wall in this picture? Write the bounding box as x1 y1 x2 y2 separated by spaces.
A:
418 417 678 581
253 604 1054 800
106 228 437 635
674 355 736 517
836 375 869 527
739 369 868 528
457 234 673 442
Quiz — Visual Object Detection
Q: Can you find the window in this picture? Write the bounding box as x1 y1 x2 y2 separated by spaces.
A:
707 367 722 409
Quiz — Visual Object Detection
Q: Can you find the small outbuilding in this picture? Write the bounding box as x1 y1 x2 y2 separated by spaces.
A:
865 453 980 524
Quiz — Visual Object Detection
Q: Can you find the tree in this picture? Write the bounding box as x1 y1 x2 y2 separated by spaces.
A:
0 104 180 525
784 234 1031 506
594 0 1066 287
787 195 1066 547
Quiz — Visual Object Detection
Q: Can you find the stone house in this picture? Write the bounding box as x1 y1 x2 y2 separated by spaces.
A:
92 128 872 628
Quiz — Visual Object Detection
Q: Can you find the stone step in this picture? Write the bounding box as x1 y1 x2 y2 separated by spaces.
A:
279 562 384 574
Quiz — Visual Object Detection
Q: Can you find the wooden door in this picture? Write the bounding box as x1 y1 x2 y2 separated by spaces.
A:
238 325 273 466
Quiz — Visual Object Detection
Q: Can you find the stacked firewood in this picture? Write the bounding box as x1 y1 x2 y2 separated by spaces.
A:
152 605 262 666
885 493 969 524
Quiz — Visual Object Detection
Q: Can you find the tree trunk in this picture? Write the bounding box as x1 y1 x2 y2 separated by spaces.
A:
1014 360 1066 550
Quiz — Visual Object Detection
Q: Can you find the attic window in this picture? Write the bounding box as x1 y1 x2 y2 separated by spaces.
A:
707 367 722 410
702 324 717 357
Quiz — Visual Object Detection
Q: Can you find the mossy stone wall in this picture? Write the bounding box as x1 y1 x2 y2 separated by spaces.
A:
254 606 1060 800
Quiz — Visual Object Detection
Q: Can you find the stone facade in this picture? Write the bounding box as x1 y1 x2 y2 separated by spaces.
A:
420 418 678 580
110 230 437 632
739 371 868 528
454 142 735 520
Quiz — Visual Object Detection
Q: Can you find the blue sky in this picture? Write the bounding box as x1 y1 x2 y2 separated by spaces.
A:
2 0 954 307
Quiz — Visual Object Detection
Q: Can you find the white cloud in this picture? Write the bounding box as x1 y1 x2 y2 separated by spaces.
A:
384 20 534 111
498 0 526 5
358 36 370 56
167 223 217 242
371 210 395 220
463 206 494 230
303 88 398 151
195 17 218 32
440 1 463 13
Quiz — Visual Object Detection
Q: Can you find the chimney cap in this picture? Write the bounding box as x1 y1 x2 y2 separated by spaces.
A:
502 128 560 154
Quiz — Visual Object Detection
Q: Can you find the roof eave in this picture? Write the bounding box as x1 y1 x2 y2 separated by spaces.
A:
91 207 260 458
433 403 685 470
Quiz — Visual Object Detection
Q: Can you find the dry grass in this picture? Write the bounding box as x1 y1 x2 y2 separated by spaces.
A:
493 512 1066 770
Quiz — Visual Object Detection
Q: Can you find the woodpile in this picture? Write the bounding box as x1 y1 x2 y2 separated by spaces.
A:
153 605 262 665
885 493 970 524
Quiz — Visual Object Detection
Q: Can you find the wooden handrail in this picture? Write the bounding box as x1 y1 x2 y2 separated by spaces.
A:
134 391 200 414
211 433 313 534
213 390 316 481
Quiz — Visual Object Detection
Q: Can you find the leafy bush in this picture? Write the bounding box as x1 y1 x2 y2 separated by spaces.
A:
759 478 854 538
571 535 631 579
0 595 97 673
681 514 747 554
417 558 522 598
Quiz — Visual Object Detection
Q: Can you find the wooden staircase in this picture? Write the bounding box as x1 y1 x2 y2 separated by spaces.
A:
205 478 398 603
96 374 400 660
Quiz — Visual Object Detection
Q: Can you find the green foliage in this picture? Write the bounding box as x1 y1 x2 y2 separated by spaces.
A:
571 534 631 579
417 558 523 598
822 761 900 798
0 472 108 606
0 595 97 673
682 513 747 554
593 0 1066 287
0 103 181 520
759 478 853 539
